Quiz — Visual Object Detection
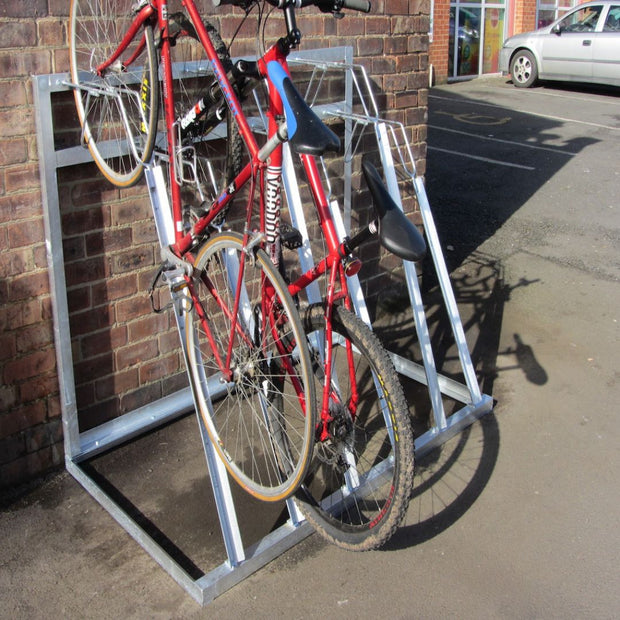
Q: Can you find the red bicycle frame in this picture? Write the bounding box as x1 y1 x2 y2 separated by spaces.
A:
97 0 360 432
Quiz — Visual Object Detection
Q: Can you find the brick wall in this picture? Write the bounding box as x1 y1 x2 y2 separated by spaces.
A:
514 0 539 33
0 0 429 491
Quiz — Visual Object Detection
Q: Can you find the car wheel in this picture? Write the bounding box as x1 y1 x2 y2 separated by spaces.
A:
510 50 538 88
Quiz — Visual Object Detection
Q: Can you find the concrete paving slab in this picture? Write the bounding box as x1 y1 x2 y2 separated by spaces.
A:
1 76 618 618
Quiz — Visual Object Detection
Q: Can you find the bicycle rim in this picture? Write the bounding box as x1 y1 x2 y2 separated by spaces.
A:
295 304 415 550
186 232 316 502
168 19 243 219
69 0 159 187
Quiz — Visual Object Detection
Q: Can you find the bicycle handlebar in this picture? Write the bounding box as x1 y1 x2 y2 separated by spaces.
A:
212 0 371 15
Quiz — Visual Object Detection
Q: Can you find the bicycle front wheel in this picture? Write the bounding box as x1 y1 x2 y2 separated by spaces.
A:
69 0 159 187
295 304 415 550
186 232 317 502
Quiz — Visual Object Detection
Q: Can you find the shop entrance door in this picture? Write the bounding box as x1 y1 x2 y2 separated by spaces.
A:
449 0 507 78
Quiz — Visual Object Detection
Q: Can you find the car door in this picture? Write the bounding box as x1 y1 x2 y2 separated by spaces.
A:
541 4 604 80
592 5 620 83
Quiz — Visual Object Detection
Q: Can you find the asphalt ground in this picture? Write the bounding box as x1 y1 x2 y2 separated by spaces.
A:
1 76 619 618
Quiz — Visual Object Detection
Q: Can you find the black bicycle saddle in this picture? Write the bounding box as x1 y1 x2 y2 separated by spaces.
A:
361 156 427 262
267 61 340 156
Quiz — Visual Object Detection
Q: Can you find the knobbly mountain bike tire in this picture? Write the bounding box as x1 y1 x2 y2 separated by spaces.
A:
295 304 415 550
169 17 243 218
69 0 159 188
185 232 317 502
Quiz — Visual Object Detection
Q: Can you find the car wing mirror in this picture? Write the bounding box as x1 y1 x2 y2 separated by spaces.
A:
551 23 562 35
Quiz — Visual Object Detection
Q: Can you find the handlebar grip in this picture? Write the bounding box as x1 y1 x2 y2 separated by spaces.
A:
341 0 371 13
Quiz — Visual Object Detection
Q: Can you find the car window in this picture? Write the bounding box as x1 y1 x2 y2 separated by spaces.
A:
560 5 603 32
603 5 620 31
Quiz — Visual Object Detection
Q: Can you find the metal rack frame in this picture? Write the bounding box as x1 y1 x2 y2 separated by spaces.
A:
34 45 491 606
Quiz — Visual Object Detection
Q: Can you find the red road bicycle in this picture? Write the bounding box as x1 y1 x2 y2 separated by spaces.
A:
68 0 426 550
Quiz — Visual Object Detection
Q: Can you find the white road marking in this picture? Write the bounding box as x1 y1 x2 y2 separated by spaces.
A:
428 146 536 170
428 125 577 156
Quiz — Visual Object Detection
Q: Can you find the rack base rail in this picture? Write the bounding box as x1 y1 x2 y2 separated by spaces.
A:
34 46 491 606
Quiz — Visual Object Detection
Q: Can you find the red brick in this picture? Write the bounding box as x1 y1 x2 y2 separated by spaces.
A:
0 386 17 414
131 221 158 245
0 84 28 110
158 330 183 357
4 349 56 383
66 286 90 313
0 332 17 362
74 352 114 386
37 19 65 46
94 368 139 401
139 353 180 385
15 322 54 354
25 419 62 453
115 295 152 323
48 0 70 17
85 227 132 257
0 190 42 223
9 271 49 301
80 325 128 358
120 383 162 414
69 306 114 337
0 49 51 79
0 246 31 278
0 21 36 49
357 37 384 57
91 274 138 306
61 206 110 237
385 36 409 55
386 0 409 14
365 16 391 35
64 256 109 288
4 298 42 331
0 1 48 18
128 313 170 343
69 179 118 209
338 16 365 36
62 236 86 263
7 219 45 248
109 198 152 227
5 163 41 193
110 245 154 275
115 339 159 370
162 371 189 396
19 374 59 404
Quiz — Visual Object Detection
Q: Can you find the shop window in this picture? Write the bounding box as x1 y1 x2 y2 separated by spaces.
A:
537 0 580 28
449 0 505 77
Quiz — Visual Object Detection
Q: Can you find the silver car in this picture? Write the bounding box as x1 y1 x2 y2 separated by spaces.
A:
499 1 620 88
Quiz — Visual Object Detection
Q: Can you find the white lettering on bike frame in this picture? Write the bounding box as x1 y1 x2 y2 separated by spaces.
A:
265 165 282 266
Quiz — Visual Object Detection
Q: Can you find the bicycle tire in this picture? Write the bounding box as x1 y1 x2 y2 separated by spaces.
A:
185 232 317 502
295 304 415 550
69 0 159 187
169 18 243 220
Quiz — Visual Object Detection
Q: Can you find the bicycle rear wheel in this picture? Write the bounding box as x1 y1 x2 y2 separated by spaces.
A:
185 232 317 502
168 18 243 221
69 0 159 187
295 304 415 550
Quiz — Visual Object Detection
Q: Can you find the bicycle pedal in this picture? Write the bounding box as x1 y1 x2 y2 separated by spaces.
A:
280 222 303 250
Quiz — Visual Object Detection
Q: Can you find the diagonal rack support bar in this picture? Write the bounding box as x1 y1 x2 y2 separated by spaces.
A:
284 55 493 458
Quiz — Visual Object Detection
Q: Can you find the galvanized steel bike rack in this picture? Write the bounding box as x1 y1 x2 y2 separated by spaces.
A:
34 45 491 606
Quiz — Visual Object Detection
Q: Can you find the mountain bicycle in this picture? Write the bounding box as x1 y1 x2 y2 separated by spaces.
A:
68 0 427 550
